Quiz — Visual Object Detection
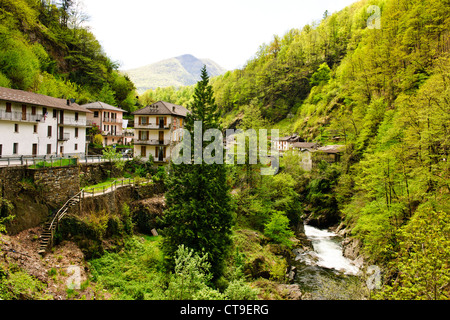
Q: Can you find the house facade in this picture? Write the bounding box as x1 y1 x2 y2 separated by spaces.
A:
0 87 90 158
82 101 128 146
132 101 188 163
274 134 303 154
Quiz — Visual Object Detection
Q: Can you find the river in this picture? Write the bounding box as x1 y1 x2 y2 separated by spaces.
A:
292 224 365 300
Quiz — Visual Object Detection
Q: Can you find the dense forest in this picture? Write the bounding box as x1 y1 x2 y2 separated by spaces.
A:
142 0 450 299
0 0 137 111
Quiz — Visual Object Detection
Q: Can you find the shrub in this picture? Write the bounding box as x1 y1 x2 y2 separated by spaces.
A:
264 211 295 248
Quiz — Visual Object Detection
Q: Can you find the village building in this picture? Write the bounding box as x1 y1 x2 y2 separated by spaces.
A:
0 86 90 158
274 134 303 154
82 101 130 146
131 101 189 163
292 142 320 171
314 145 346 164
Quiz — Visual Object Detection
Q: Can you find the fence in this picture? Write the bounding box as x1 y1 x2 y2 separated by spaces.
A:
81 177 152 198
0 154 133 168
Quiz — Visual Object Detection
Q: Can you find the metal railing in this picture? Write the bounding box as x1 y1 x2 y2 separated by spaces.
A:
134 123 171 130
81 177 152 198
0 154 133 167
58 132 70 141
0 110 43 122
134 139 170 146
59 117 87 126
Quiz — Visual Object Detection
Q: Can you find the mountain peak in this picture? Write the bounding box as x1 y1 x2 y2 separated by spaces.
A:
124 54 227 94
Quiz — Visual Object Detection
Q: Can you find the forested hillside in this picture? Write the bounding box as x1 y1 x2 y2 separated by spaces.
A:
0 0 137 111
150 0 450 299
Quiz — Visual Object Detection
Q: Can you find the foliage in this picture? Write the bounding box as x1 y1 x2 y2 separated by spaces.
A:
165 245 213 300
0 0 137 109
0 264 51 300
376 206 450 300
264 211 295 248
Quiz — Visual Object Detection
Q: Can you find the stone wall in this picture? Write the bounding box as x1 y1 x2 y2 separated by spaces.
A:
29 166 80 208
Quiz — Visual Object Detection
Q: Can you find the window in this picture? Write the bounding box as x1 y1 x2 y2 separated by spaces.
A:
14 124 19 133
74 143 78 151
43 107 47 116
47 144 51 155
48 126 52 137
53 109 57 118
75 112 79 121
6 103 11 113
33 124 38 133
13 143 18 154
94 111 99 118
31 106 36 115
75 127 79 138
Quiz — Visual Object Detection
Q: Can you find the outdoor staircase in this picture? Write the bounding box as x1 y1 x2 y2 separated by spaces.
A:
38 192 82 255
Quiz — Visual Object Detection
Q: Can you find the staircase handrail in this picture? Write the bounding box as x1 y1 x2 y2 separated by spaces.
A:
48 191 82 232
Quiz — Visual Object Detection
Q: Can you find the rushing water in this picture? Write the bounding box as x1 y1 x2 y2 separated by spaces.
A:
292 224 363 299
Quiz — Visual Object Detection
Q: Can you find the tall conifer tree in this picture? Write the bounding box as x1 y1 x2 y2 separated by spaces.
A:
161 66 233 279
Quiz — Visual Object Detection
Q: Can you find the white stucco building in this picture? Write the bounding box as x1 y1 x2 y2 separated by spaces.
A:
0 86 91 158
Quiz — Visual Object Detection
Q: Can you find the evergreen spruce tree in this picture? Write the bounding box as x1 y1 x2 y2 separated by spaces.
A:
161 66 233 279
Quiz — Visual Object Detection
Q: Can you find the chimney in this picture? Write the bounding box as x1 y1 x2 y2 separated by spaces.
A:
67 99 70 106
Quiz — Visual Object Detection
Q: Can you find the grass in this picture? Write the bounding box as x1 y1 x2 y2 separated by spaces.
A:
29 158 77 169
83 177 142 194
88 236 166 300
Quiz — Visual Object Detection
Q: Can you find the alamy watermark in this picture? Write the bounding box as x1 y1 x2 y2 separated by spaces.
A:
366 265 382 290
367 5 381 29
66 265 81 290
171 122 280 176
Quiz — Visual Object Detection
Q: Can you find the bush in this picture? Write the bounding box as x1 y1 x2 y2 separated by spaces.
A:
224 279 258 300
264 211 295 248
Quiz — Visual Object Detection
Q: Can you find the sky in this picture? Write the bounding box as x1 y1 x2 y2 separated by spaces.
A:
81 0 358 71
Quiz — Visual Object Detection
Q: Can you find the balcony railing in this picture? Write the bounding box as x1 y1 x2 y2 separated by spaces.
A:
58 133 70 141
0 110 43 123
101 131 123 137
58 117 86 127
103 118 122 124
134 139 170 146
134 123 171 130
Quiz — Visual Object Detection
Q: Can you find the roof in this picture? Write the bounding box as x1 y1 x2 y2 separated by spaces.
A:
0 86 91 113
292 142 319 149
132 101 189 117
276 135 303 142
81 101 126 113
316 145 346 154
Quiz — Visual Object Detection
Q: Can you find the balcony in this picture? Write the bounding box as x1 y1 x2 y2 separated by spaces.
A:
103 117 122 124
0 110 43 123
101 131 123 137
134 123 171 130
58 133 70 141
58 117 87 127
134 139 170 146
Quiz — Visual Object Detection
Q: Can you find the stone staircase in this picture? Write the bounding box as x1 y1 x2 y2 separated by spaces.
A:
38 192 82 255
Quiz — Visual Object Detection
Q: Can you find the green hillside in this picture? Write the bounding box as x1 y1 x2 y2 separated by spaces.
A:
124 54 227 93
0 0 137 111
145 0 450 299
